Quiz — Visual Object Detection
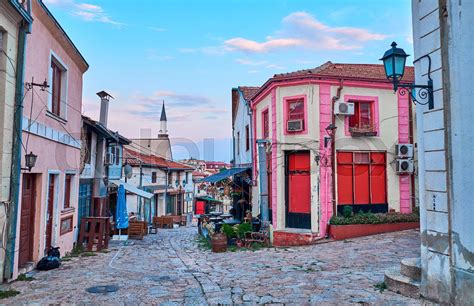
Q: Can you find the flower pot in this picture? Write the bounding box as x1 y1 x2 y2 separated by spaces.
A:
236 239 243 248
211 233 227 253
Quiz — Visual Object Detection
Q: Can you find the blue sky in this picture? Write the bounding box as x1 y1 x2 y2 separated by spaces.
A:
44 0 413 161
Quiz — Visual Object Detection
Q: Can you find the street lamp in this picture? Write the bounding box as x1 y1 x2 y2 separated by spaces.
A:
324 124 337 148
23 151 37 172
380 41 434 109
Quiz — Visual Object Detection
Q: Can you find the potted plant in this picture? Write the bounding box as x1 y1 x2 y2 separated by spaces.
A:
234 222 252 248
209 225 227 253
222 224 237 246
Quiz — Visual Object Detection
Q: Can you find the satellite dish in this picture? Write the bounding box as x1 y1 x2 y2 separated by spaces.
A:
124 164 133 179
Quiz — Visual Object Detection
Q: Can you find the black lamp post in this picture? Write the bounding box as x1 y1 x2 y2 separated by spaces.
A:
23 151 37 172
380 41 434 109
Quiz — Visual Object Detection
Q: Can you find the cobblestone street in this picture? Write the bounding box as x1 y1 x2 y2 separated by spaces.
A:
4 228 421 304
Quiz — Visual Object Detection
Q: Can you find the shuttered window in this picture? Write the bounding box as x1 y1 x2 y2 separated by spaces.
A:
337 151 387 205
51 61 62 116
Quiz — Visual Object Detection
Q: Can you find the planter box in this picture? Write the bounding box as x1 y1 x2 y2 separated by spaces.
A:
329 222 419 240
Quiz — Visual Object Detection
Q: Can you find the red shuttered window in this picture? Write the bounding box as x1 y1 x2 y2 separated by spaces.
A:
337 151 387 205
262 109 269 139
64 174 73 209
51 61 62 117
349 102 374 132
286 98 305 132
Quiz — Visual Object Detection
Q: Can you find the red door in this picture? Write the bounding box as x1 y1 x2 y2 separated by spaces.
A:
19 174 36 266
286 151 311 229
45 175 55 253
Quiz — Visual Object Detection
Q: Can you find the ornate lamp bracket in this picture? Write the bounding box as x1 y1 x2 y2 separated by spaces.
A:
396 54 434 110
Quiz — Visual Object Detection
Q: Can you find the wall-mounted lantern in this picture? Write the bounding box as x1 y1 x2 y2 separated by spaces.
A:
380 41 434 109
324 123 337 148
22 151 38 172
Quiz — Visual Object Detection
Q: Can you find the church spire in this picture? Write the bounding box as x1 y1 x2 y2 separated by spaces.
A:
159 100 168 137
160 100 167 122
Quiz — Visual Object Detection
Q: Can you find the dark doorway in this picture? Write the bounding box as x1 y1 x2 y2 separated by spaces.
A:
285 151 311 229
19 174 36 267
45 174 56 254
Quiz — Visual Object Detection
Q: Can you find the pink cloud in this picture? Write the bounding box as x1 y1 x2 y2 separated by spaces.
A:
223 11 387 53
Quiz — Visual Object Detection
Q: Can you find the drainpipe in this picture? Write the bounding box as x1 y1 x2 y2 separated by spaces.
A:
408 97 416 211
328 80 344 236
4 19 30 280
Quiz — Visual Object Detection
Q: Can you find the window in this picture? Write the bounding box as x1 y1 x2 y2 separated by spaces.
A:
64 174 73 209
51 61 62 116
337 151 387 207
285 97 306 133
152 172 157 183
236 132 240 155
245 125 250 151
115 146 120 165
185 172 189 185
349 101 374 132
167 172 173 186
85 131 92 164
262 109 269 139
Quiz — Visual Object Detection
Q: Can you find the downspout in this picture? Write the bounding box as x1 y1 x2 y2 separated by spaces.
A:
408 95 416 211
328 80 344 236
4 19 30 280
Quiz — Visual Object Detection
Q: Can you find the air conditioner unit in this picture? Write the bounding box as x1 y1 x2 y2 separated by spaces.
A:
287 119 304 132
395 144 414 158
104 152 114 165
334 102 355 115
396 159 414 174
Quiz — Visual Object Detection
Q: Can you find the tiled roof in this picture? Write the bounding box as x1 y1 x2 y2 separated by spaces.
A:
252 61 414 100
238 86 260 102
82 115 131 144
123 147 193 170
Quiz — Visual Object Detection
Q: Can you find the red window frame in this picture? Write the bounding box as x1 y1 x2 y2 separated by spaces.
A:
262 109 269 139
51 61 62 117
349 101 374 131
285 97 306 133
337 151 387 205
64 174 72 209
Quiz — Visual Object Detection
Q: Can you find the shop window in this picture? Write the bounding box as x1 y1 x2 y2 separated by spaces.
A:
337 151 387 206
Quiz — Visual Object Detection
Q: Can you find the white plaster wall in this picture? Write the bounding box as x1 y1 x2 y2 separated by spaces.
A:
233 93 252 167
333 86 402 212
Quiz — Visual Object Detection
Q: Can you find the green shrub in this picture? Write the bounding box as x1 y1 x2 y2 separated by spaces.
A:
342 206 353 218
236 222 252 239
330 211 419 225
0 290 20 299
222 224 237 239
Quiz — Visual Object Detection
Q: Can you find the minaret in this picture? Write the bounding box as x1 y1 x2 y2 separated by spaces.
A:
158 101 168 138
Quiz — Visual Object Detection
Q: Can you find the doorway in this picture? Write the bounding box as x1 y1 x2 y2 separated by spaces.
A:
45 174 57 254
19 174 36 267
285 151 311 229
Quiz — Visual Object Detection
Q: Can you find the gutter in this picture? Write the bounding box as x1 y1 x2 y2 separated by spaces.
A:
4 17 31 280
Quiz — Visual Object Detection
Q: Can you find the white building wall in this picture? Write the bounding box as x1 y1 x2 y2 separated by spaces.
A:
412 0 474 303
233 92 252 167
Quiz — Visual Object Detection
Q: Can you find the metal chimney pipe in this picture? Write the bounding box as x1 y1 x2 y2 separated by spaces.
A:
97 90 113 127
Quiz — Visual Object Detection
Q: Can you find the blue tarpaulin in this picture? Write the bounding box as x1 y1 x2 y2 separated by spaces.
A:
199 167 249 183
116 185 129 229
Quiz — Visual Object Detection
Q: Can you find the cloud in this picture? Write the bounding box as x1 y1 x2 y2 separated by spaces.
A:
223 11 387 53
43 0 123 26
235 58 267 66
148 27 167 32
178 48 197 53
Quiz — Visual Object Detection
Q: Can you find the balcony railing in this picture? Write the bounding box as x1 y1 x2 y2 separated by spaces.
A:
349 124 378 137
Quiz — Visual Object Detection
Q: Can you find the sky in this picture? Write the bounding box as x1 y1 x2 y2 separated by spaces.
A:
43 0 414 162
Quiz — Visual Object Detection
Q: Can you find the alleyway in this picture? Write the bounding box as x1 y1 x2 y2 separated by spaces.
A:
5 228 421 304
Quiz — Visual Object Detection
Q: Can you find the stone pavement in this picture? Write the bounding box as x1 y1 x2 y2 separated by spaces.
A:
4 228 422 304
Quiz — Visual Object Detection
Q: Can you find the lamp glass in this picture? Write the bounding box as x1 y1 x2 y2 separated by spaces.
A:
25 152 37 169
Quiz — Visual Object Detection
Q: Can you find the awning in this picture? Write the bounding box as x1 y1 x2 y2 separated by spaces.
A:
199 167 250 184
195 196 223 203
110 180 154 199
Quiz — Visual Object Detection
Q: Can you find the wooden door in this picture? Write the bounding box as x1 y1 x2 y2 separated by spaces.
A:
19 174 35 266
45 175 55 253
286 151 311 229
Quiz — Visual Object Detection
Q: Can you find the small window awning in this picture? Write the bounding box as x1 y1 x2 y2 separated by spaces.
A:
195 196 223 203
110 180 154 199
199 167 250 184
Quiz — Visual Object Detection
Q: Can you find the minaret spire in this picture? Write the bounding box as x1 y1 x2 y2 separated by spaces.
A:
159 100 168 137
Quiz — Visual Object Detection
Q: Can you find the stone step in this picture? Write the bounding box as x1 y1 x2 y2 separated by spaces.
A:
400 257 421 281
384 267 420 298
18 262 35 276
